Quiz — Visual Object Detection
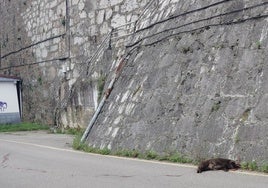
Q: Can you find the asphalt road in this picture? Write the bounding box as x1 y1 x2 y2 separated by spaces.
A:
0 131 267 188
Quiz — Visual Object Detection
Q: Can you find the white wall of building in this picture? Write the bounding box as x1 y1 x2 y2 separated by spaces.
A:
0 82 20 113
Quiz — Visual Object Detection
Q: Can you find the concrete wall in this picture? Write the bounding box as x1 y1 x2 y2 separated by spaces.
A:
86 0 268 164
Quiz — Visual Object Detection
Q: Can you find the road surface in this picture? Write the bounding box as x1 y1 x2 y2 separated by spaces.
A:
0 131 267 188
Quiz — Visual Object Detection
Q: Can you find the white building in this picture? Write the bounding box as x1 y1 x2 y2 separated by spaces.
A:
0 75 22 124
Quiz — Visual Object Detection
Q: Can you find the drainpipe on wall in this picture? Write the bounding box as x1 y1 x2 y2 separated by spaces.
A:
80 61 117 143
80 95 106 143
80 54 128 143
80 0 156 142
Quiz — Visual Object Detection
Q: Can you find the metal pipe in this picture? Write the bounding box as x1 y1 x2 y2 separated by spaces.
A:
80 0 157 143
80 95 106 143
81 61 117 143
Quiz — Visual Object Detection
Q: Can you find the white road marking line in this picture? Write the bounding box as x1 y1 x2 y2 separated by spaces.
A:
0 138 81 153
0 138 267 177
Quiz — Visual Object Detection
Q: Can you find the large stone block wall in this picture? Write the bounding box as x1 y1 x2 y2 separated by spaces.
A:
62 0 150 127
1 0 267 164
86 0 268 164
0 0 149 126
0 0 67 124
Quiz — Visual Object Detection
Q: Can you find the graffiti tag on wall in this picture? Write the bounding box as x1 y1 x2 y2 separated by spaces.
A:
0 101 8 112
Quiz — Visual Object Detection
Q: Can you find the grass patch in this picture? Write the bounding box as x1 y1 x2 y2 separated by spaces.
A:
248 161 258 171
72 133 267 174
0 122 49 132
145 150 158 160
256 41 261 49
97 75 106 103
114 149 140 158
165 152 193 164
241 161 268 173
241 161 258 171
210 101 221 113
261 164 268 173
73 133 194 165
72 133 111 155
72 132 88 150
50 127 84 135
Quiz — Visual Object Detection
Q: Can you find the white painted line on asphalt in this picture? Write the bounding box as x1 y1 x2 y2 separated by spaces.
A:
1 138 267 177
0 137 195 166
231 170 268 177
0 138 81 153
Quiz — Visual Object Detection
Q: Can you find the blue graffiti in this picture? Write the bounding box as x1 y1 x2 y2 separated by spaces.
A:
0 101 8 112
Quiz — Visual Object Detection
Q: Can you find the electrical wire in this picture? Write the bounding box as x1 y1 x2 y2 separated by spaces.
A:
126 1 268 48
144 14 268 47
0 56 68 71
1 0 267 71
1 33 66 59
134 0 235 33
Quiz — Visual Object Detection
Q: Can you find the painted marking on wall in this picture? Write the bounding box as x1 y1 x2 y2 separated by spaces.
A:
0 101 8 112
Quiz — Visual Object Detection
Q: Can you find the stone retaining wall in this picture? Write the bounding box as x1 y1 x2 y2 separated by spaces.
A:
87 0 268 164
